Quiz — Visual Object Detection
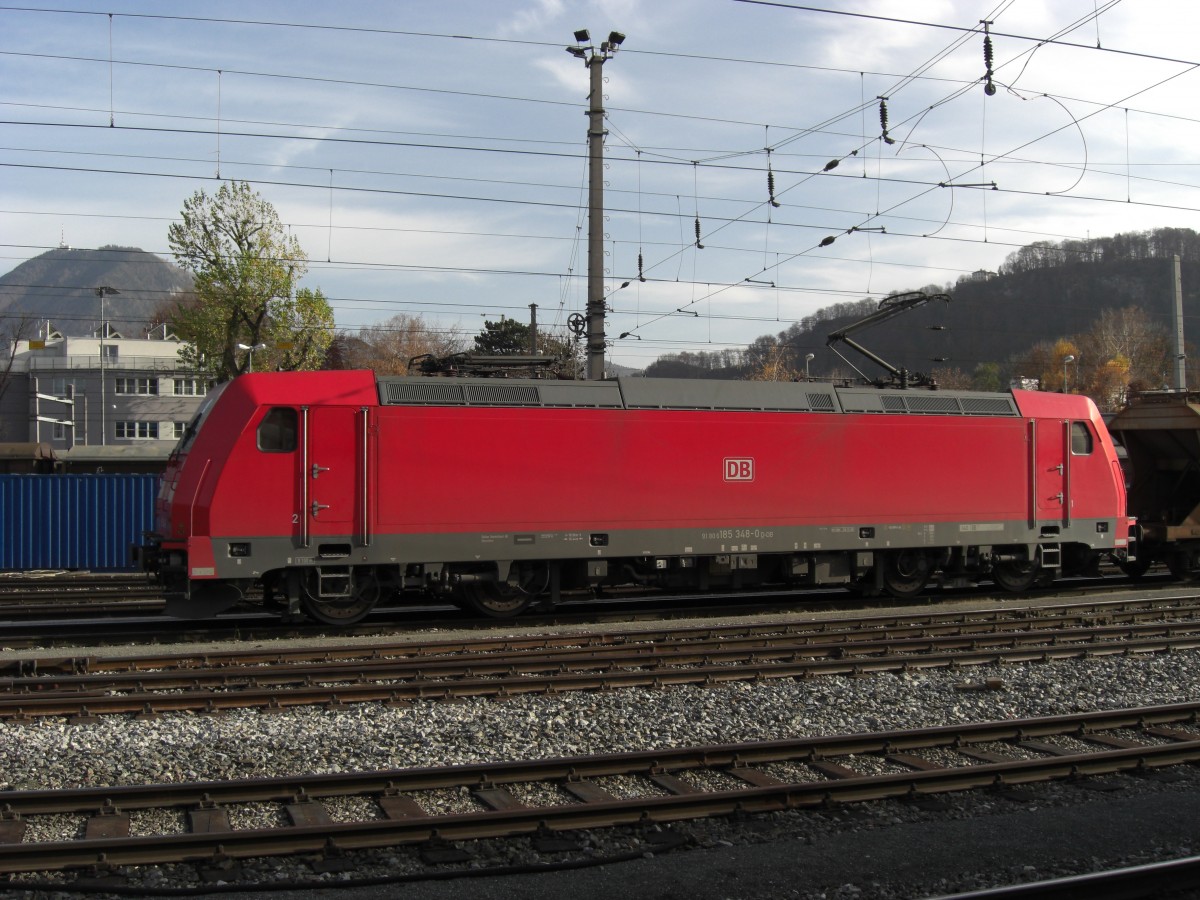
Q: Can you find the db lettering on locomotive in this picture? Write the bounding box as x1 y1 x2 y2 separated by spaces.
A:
724 457 754 482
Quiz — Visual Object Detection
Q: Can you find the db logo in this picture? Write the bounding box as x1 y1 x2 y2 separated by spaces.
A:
724 457 754 482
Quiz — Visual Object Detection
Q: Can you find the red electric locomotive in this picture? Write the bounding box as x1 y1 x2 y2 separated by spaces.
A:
136 372 1134 624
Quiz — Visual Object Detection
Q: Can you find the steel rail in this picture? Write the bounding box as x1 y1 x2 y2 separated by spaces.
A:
8 594 1200 678
3 624 1200 721
931 853 1200 899
0 583 1190 647
0 703 1198 874
0 600 164 620
8 616 1200 692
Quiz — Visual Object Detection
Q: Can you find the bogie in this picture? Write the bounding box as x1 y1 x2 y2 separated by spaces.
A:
299 566 382 624
882 549 936 599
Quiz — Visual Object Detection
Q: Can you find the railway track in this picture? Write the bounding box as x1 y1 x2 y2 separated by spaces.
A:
0 702 1197 878
0 570 1177 649
3 594 1200 721
0 573 163 619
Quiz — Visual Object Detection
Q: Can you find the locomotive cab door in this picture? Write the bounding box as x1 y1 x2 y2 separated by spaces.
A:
299 405 369 545
1032 418 1070 527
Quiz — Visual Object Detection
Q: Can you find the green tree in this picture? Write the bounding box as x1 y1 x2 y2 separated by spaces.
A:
167 181 333 379
473 317 578 368
971 362 1003 392
264 287 335 372
474 318 532 354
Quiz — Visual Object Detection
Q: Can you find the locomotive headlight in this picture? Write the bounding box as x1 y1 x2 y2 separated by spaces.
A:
1096 522 1109 533
228 542 252 557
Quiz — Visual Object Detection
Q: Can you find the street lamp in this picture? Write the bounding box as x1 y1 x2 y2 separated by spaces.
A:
94 286 119 445
237 342 266 373
1063 354 1075 392
805 353 815 378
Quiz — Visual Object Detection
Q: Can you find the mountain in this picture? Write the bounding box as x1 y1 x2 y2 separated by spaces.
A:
0 246 193 338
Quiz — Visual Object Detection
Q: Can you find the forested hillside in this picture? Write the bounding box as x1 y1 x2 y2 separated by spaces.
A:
645 227 1200 409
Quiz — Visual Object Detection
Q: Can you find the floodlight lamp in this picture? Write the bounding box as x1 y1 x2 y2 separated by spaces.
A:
566 46 587 58
574 29 591 43
608 31 625 46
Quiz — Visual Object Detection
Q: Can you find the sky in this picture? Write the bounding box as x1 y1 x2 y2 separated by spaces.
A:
2 0 1200 372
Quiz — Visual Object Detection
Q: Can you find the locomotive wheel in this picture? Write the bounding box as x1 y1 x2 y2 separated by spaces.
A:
991 561 1039 593
455 582 532 618
882 550 934 599
299 568 381 625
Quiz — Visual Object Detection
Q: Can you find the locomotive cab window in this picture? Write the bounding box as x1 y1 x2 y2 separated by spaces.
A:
1070 421 1094 456
257 407 298 453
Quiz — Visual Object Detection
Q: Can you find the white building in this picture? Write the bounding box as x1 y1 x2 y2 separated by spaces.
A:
3 322 210 471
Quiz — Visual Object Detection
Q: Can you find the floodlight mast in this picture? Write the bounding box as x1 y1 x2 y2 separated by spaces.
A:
566 30 626 380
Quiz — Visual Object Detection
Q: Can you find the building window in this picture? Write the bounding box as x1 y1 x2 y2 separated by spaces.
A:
50 377 75 399
101 344 119 361
115 377 159 396
173 378 209 397
115 421 159 440
52 422 67 441
173 421 186 439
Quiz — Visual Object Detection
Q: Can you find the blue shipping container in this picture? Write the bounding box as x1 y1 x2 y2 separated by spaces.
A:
0 474 159 571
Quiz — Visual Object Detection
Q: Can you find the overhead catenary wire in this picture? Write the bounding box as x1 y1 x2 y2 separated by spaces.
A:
613 0 1142 340
2 2 1200 362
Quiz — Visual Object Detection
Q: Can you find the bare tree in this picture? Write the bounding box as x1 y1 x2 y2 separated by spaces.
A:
929 366 972 390
341 314 465 374
1075 305 1169 405
744 343 801 382
0 315 43 440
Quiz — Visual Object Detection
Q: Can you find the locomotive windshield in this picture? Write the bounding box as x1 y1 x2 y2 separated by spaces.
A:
173 381 230 456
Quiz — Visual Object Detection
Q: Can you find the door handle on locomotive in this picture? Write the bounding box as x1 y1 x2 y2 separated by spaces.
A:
311 500 330 517
311 463 330 478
